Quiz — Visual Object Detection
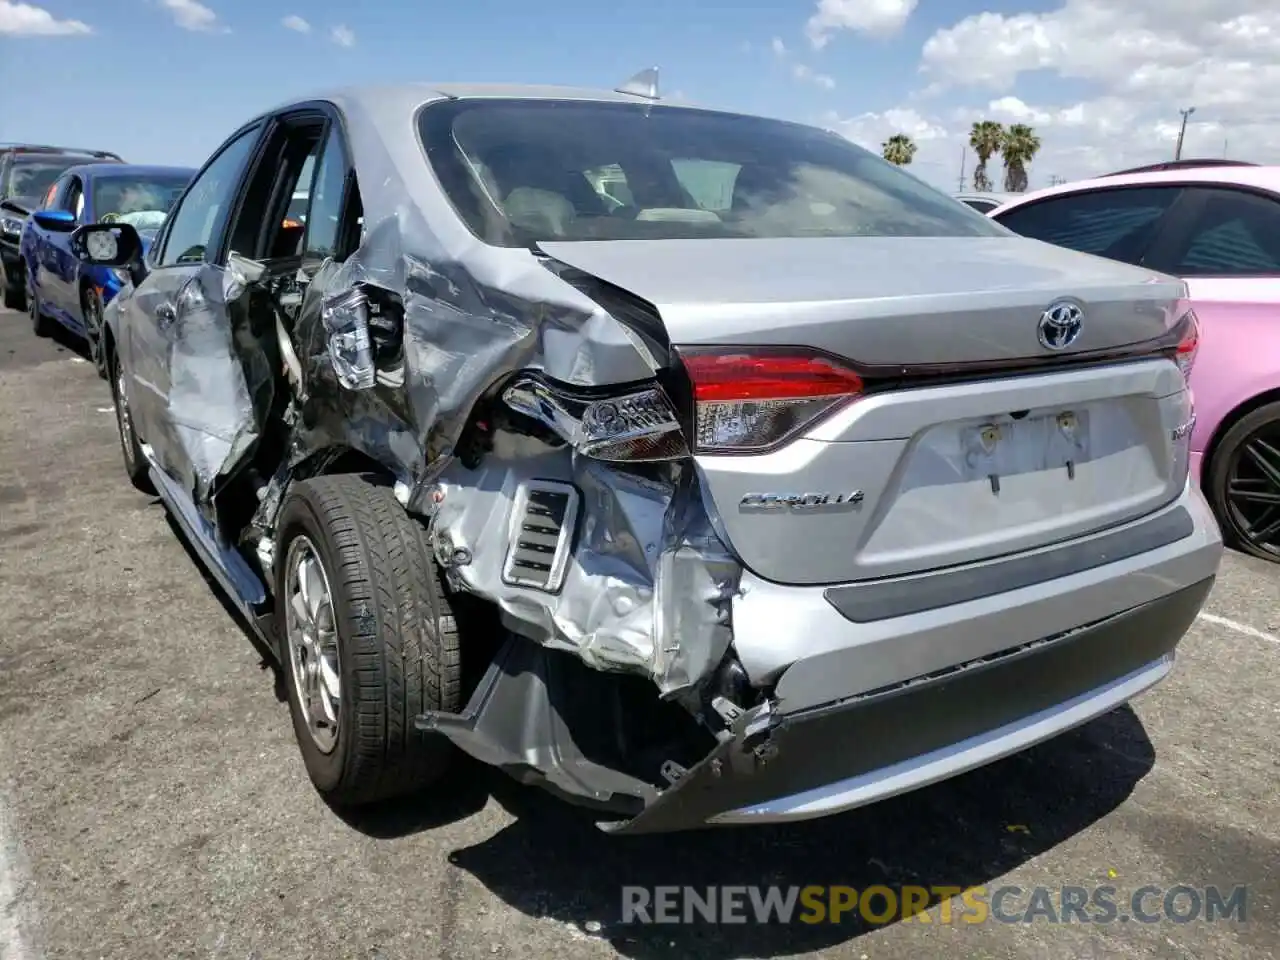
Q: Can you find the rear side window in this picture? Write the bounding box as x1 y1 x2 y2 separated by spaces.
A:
1160 187 1280 276
418 99 1004 246
995 187 1182 265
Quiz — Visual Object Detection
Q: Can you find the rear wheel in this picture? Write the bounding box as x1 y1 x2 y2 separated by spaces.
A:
28 283 54 338
2 280 23 311
1208 400 1280 563
109 353 154 494
81 287 108 378
275 475 463 807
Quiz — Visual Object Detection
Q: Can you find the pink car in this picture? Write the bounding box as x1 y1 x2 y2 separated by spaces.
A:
992 162 1280 563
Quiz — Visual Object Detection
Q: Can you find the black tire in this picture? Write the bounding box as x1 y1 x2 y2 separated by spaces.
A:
29 282 55 338
109 352 154 494
2 281 23 311
275 474 463 806
1207 399 1280 563
82 287 108 378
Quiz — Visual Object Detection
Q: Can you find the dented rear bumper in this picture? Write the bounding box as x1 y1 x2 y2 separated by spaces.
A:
419 575 1213 834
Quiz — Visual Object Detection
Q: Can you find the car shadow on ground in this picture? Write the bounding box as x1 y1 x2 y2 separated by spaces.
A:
440 708 1155 957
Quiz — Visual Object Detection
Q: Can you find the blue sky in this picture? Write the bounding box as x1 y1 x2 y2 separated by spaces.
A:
1 0 1272 190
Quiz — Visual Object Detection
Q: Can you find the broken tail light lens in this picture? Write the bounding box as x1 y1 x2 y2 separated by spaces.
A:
502 375 689 462
681 349 865 453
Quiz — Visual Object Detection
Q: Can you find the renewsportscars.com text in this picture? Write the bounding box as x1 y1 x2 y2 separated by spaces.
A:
620 884 1248 926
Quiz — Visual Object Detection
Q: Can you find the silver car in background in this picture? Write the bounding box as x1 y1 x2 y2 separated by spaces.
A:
72 75 1223 834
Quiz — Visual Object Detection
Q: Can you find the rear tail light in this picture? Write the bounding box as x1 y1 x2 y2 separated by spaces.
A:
502 375 689 462
1173 308 1200 381
680 348 865 453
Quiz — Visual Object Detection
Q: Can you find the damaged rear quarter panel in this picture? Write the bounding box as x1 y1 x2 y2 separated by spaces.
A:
192 88 746 698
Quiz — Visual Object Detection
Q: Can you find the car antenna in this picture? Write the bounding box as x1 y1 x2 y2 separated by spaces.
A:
615 67 660 101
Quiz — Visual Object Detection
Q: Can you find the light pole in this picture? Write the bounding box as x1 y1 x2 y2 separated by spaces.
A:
1174 107 1196 160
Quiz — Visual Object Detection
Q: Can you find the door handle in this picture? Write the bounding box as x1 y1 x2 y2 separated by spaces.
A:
155 301 177 327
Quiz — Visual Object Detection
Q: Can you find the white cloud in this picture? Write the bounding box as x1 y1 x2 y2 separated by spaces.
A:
281 14 309 33
767 34 835 90
160 0 221 32
0 1 90 35
330 23 354 46
793 63 837 89
827 0 1280 191
806 0 918 47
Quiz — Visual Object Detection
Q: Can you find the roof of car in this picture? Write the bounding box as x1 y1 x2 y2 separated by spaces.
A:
0 144 123 160
993 165 1280 213
324 82 679 110
67 162 195 181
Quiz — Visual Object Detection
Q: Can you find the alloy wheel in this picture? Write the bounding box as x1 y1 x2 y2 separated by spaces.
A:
114 368 136 468
284 535 342 753
1224 422 1280 558
84 291 106 375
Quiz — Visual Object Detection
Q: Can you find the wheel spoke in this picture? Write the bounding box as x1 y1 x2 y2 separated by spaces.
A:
301 556 325 618
290 592 310 630
1244 440 1280 489
1250 508 1280 544
1230 487 1280 506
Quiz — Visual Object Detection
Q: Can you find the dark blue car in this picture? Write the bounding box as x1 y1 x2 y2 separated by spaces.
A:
20 163 194 374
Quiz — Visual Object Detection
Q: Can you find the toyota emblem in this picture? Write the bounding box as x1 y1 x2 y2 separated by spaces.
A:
1038 301 1084 350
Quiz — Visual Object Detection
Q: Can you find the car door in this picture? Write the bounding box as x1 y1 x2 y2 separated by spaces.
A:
30 175 69 312
119 122 265 491
46 175 85 319
1138 185 1280 480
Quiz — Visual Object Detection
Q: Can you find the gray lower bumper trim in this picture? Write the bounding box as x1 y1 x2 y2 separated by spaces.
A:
824 505 1193 623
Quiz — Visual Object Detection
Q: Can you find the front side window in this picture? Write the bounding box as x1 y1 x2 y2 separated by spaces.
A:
62 177 84 219
995 186 1182 265
93 174 191 233
41 175 68 210
419 99 1004 246
158 127 260 267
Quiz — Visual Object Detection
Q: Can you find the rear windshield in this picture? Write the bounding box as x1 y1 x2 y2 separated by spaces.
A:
417 99 1004 246
6 156 90 199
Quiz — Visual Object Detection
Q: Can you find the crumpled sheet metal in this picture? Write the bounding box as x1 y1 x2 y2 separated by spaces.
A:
146 262 274 505
286 209 663 499
164 86 730 694
426 438 741 698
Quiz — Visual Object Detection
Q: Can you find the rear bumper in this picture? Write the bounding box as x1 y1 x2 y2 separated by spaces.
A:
729 482 1222 700
603 574 1212 834
421 482 1221 835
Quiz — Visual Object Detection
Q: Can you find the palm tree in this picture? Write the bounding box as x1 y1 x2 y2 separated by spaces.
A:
969 120 1004 191
882 133 917 166
1001 124 1042 192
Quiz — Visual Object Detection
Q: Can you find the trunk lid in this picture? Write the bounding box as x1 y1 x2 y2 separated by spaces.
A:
537 236 1186 366
539 236 1194 588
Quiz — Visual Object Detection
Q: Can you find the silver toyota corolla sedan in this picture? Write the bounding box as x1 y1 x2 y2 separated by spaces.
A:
67 72 1223 834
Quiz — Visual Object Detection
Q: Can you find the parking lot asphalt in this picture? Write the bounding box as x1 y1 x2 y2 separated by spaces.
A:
0 306 1276 960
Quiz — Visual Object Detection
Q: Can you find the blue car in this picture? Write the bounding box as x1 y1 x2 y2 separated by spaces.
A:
21 163 194 375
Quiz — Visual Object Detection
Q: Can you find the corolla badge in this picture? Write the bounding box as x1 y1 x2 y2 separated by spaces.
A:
1038 300 1084 350
740 491 864 511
